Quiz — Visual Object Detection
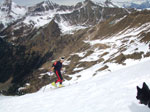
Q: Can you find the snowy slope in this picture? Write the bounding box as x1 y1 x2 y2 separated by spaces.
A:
23 8 86 34
0 2 27 27
97 0 150 9
0 57 150 112
66 20 150 80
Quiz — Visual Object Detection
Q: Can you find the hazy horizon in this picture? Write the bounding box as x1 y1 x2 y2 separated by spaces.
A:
0 0 102 6
0 0 147 6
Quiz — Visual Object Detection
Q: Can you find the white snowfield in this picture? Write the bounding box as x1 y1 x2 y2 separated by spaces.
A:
0 57 150 112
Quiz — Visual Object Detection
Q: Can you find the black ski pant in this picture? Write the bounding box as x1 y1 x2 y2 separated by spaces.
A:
54 70 63 84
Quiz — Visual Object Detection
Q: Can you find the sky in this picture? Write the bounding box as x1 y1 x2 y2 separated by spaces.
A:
0 0 98 6
0 0 147 6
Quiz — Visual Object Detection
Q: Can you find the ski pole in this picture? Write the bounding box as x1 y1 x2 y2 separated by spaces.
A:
43 85 47 92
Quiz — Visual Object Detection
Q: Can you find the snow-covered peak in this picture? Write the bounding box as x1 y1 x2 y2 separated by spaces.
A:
83 0 96 5
129 0 149 4
81 0 118 8
0 0 27 27
123 0 150 9
2 0 12 6
74 0 121 14
0 0 27 15
93 0 150 9
108 0 150 9
28 0 58 12
28 0 74 14
104 0 119 8
0 0 12 14
23 1 74 30
11 2 27 16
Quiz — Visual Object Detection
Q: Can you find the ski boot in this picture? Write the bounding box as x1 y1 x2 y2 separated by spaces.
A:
51 82 57 87
58 84 64 88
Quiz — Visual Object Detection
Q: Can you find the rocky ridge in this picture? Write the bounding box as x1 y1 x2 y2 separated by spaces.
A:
1 0 149 95
0 0 130 45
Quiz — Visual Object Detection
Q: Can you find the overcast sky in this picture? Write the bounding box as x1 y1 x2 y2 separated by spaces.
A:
0 0 146 6
0 0 107 6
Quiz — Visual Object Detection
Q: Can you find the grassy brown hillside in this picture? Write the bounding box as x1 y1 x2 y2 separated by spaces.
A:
89 10 150 40
1 10 150 95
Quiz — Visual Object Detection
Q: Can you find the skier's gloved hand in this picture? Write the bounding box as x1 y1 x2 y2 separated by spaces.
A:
50 71 53 75
47 71 53 76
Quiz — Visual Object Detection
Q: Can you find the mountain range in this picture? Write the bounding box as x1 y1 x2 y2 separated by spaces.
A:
0 0 150 95
122 0 150 9
102 0 150 9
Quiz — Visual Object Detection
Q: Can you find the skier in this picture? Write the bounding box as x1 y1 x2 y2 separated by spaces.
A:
50 57 65 87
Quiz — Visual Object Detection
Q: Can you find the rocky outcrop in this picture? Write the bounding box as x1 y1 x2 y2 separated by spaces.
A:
0 23 4 31
1 0 12 14
28 0 74 15
55 0 129 26
104 0 118 7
